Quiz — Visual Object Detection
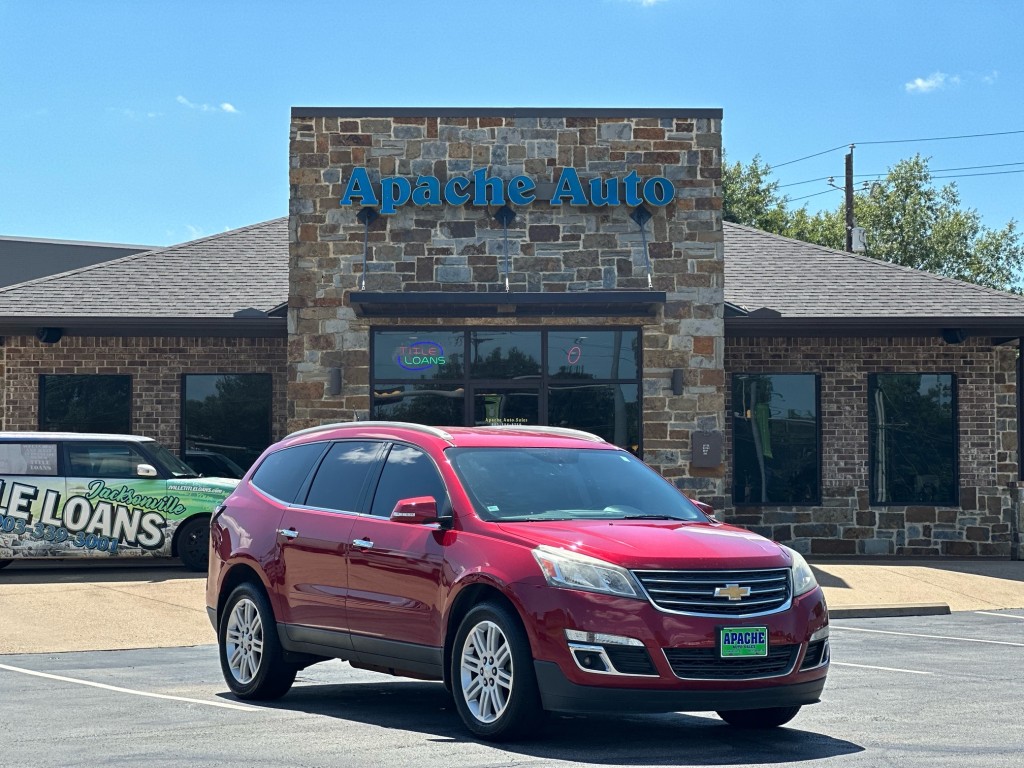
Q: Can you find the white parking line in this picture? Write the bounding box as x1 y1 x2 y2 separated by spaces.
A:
975 611 1024 620
831 626 1024 647
0 663 257 712
831 662 932 675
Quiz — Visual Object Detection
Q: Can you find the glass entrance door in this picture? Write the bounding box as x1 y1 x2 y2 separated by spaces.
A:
471 386 540 427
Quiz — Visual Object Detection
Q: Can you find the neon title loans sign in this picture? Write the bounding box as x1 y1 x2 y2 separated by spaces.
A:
340 167 676 215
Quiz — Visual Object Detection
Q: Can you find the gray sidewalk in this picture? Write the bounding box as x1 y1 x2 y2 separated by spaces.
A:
1 558 1022 655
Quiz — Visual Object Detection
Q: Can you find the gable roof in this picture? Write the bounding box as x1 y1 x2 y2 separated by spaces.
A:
0 219 288 337
0 235 156 288
723 222 1024 337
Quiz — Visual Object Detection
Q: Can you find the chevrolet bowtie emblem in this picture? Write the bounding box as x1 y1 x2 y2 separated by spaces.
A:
715 584 751 601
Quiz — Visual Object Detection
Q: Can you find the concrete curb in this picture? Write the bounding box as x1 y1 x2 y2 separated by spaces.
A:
829 603 951 619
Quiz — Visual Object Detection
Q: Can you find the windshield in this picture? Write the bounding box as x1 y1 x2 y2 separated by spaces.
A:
447 447 706 523
146 441 200 478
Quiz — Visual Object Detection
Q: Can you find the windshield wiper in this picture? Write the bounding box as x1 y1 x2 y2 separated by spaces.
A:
621 514 681 520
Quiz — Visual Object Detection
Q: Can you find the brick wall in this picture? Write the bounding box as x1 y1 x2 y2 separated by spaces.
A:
1 335 289 451
288 110 726 491
724 336 1018 557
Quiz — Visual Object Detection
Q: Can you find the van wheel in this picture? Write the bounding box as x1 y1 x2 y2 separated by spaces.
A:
218 583 296 700
717 705 802 728
451 601 544 741
176 517 209 572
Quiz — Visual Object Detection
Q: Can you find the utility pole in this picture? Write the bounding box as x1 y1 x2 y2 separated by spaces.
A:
845 144 855 253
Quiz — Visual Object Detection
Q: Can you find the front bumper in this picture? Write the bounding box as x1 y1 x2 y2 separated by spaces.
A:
534 660 827 713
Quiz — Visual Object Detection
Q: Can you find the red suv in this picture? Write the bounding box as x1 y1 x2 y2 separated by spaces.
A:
206 422 829 740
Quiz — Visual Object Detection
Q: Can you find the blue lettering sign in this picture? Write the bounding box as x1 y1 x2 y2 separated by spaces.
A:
340 167 379 207
550 168 589 206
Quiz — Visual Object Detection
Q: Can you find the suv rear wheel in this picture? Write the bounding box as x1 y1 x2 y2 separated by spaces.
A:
451 601 544 741
218 583 296 700
716 705 802 728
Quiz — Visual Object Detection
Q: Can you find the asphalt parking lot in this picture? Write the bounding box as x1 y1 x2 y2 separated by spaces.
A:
2 611 1022 767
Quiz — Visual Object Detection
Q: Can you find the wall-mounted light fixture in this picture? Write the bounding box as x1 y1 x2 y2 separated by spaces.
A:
328 367 342 396
493 205 516 292
36 327 63 344
941 328 968 344
356 207 380 290
671 368 684 396
629 205 654 288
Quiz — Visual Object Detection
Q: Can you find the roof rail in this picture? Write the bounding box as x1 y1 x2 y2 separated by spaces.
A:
483 425 606 443
285 420 454 442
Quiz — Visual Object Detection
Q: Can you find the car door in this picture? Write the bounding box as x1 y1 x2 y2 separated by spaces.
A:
346 442 452 654
63 440 168 556
276 440 384 635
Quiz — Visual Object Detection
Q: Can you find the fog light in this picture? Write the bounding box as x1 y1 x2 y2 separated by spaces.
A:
565 629 644 647
572 649 609 672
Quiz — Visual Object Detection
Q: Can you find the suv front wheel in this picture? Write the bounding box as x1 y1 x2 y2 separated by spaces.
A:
451 601 544 741
218 583 296 700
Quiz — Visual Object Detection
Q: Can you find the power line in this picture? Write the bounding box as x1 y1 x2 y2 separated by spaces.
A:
771 129 1024 169
786 188 843 203
777 161 1024 189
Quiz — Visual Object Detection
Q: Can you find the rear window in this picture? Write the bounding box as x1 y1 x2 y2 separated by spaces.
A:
250 442 328 503
0 442 59 476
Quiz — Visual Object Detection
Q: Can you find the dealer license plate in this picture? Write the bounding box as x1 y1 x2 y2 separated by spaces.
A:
720 627 768 658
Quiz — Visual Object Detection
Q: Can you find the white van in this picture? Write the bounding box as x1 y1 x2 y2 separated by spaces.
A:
0 432 237 571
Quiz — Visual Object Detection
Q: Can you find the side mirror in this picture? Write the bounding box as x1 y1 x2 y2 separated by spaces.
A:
390 496 439 525
687 496 717 520
136 463 158 478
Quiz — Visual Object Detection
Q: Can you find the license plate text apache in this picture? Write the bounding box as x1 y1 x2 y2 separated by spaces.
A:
720 627 768 658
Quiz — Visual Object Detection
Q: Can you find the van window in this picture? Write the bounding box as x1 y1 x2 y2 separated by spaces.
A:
66 442 151 479
0 442 58 476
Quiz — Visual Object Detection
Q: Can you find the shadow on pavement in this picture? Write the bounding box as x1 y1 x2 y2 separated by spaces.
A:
233 679 863 765
0 559 200 585
809 566 849 589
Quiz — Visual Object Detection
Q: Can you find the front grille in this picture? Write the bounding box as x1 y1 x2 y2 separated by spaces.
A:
604 645 657 676
664 644 798 680
632 568 791 615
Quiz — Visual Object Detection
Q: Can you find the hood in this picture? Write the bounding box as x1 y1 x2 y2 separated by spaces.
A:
495 519 790 570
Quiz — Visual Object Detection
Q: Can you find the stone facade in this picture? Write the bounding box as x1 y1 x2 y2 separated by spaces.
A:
724 336 1019 557
288 109 725 494
0 335 289 450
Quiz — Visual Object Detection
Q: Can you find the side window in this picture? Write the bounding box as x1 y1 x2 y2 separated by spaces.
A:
250 442 328 503
369 444 449 518
66 442 150 478
0 442 59 476
304 441 383 513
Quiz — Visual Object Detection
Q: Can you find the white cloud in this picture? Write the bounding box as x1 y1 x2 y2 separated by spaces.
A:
176 95 239 114
623 0 670 5
904 72 960 94
112 107 161 120
982 70 999 85
185 224 206 240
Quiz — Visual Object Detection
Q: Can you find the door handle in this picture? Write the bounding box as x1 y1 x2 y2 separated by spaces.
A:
352 538 374 549
277 528 299 539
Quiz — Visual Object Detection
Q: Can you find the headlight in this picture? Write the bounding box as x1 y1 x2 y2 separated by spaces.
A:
783 545 818 596
532 545 642 599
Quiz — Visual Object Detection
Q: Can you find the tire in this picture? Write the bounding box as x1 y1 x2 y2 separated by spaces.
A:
451 601 544 741
716 705 802 728
175 517 210 572
0 560 12 570
218 583 296 700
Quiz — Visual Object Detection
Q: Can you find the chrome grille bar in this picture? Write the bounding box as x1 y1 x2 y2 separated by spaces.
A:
632 568 792 616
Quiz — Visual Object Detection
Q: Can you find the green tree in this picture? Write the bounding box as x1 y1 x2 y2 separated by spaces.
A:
723 153 1024 292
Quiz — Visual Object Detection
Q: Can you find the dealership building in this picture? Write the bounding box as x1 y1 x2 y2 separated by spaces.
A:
1 107 1023 558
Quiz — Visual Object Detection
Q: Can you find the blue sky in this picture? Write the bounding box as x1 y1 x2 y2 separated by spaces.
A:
1 0 1021 246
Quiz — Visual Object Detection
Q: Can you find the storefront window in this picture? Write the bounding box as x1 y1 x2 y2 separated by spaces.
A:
372 331 464 380
468 331 541 380
869 373 957 505
182 374 272 474
549 383 639 453
372 384 465 425
39 375 131 433
732 374 820 505
370 328 643 452
547 330 639 380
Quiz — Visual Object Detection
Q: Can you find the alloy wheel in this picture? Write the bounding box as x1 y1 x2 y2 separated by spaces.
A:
224 597 264 684
459 619 514 723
